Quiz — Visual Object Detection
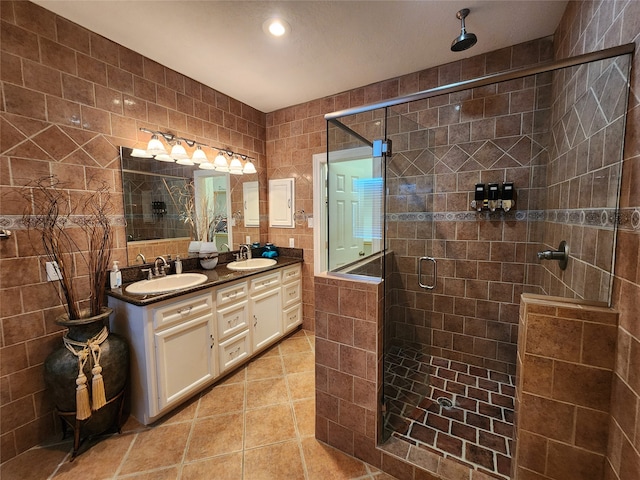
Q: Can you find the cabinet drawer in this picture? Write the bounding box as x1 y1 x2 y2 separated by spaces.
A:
217 281 248 307
217 300 248 340
153 293 213 331
283 303 302 333
282 264 301 284
218 330 250 373
282 280 301 308
250 271 281 292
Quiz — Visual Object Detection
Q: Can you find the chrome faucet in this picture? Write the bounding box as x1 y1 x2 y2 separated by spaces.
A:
221 243 230 252
136 252 146 264
154 256 168 276
239 244 252 260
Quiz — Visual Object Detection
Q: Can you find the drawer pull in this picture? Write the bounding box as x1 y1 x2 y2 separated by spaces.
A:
177 306 193 315
253 314 257 327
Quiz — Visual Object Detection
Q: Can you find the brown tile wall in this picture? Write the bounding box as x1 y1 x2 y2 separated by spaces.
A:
553 2 640 479
541 53 630 303
513 294 618 479
0 1 266 460
271 38 555 376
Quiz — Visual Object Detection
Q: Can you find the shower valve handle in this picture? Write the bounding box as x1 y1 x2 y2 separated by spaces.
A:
537 240 569 270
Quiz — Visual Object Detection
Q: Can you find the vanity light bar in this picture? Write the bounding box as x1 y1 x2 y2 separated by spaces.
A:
138 128 257 174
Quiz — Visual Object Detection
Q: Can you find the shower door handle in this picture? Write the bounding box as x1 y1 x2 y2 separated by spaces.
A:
418 257 437 290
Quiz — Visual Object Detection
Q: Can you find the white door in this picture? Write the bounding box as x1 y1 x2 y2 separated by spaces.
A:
328 158 373 269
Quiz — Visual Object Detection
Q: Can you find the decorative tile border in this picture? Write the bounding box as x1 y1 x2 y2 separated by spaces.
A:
2 208 637 231
386 207 640 231
0 215 126 230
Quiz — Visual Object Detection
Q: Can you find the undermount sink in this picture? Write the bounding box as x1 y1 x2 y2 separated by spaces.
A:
226 258 277 271
125 273 208 295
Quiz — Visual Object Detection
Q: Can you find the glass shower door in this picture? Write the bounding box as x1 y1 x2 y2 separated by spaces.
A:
381 106 436 440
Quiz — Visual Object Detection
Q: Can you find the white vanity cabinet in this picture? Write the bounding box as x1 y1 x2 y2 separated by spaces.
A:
109 291 215 425
281 264 302 333
216 281 250 374
250 271 282 352
108 261 303 425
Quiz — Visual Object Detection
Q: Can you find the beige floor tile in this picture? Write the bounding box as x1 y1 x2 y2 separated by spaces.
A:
52 432 135 479
287 370 316 400
118 423 190 475
301 437 369 479
198 382 245 418
116 466 179 479
244 404 296 449
246 355 284 381
185 412 244 461
120 415 148 434
246 377 289 409
0 444 70 480
282 351 315 374
155 395 199 425
219 365 247 385
181 452 243 480
293 398 316 437
279 336 313 355
243 440 305 480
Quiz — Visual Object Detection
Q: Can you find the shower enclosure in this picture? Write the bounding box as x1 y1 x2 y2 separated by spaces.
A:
324 44 632 478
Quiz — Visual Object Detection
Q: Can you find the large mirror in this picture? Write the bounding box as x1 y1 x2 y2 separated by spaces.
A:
120 147 261 265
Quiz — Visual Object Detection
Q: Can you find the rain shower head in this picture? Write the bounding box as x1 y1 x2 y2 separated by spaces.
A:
451 8 477 52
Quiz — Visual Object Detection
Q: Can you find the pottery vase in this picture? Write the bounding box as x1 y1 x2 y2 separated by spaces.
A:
43 307 129 437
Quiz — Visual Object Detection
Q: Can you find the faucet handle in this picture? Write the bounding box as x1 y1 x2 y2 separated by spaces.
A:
141 268 152 280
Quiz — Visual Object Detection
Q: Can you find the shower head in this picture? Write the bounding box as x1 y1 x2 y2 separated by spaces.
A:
451 8 477 52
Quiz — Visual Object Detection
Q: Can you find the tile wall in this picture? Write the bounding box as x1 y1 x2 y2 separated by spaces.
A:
0 0 266 460
514 294 617 479
553 1 640 479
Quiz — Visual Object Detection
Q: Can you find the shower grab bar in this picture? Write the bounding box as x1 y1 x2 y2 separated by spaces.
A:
418 257 437 290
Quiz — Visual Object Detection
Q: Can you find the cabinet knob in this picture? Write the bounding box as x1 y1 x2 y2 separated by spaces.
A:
177 306 193 315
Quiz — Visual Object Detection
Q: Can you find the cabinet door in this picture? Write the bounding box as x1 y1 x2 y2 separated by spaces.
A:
250 287 282 352
283 303 302 333
243 181 260 227
268 178 295 227
154 314 215 411
217 300 249 340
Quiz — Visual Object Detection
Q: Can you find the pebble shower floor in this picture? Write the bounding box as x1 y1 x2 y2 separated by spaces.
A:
384 345 515 479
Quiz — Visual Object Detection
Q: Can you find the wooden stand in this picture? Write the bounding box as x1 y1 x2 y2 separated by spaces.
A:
56 388 126 461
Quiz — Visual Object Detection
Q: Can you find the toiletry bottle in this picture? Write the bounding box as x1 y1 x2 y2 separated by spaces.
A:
110 261 122 288
175 255 182 274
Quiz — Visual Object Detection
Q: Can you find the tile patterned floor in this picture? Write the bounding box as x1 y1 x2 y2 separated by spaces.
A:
1 330 397 480
384 345 515 479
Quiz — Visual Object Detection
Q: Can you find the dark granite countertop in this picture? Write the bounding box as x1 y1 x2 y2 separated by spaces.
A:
107 253 303 307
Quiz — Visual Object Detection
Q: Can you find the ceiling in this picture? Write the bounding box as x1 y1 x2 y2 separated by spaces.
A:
34 1 568 113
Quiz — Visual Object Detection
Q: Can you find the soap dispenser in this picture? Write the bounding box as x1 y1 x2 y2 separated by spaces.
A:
110 261 122 289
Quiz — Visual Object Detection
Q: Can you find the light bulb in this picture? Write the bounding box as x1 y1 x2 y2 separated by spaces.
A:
170 141 189 160
243 159 257 174
154 153 174 162
229 156 243 175
199 160 215 170
191 146 208 164
131 148 153 158
146 134 167 156
213 152 229 172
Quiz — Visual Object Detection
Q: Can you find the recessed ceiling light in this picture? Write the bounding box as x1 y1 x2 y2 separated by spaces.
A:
263 18 290 37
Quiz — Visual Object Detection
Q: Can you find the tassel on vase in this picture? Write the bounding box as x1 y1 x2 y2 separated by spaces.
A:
91 364 107 410
75 371 92 420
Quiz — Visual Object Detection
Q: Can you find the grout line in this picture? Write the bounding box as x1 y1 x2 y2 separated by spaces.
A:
112 431 139 478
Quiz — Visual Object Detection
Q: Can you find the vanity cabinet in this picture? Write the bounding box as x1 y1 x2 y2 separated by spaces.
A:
109 291 215 424
250 271 282 352
281 264 302 333
108 261 303 425
216 281 250 374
